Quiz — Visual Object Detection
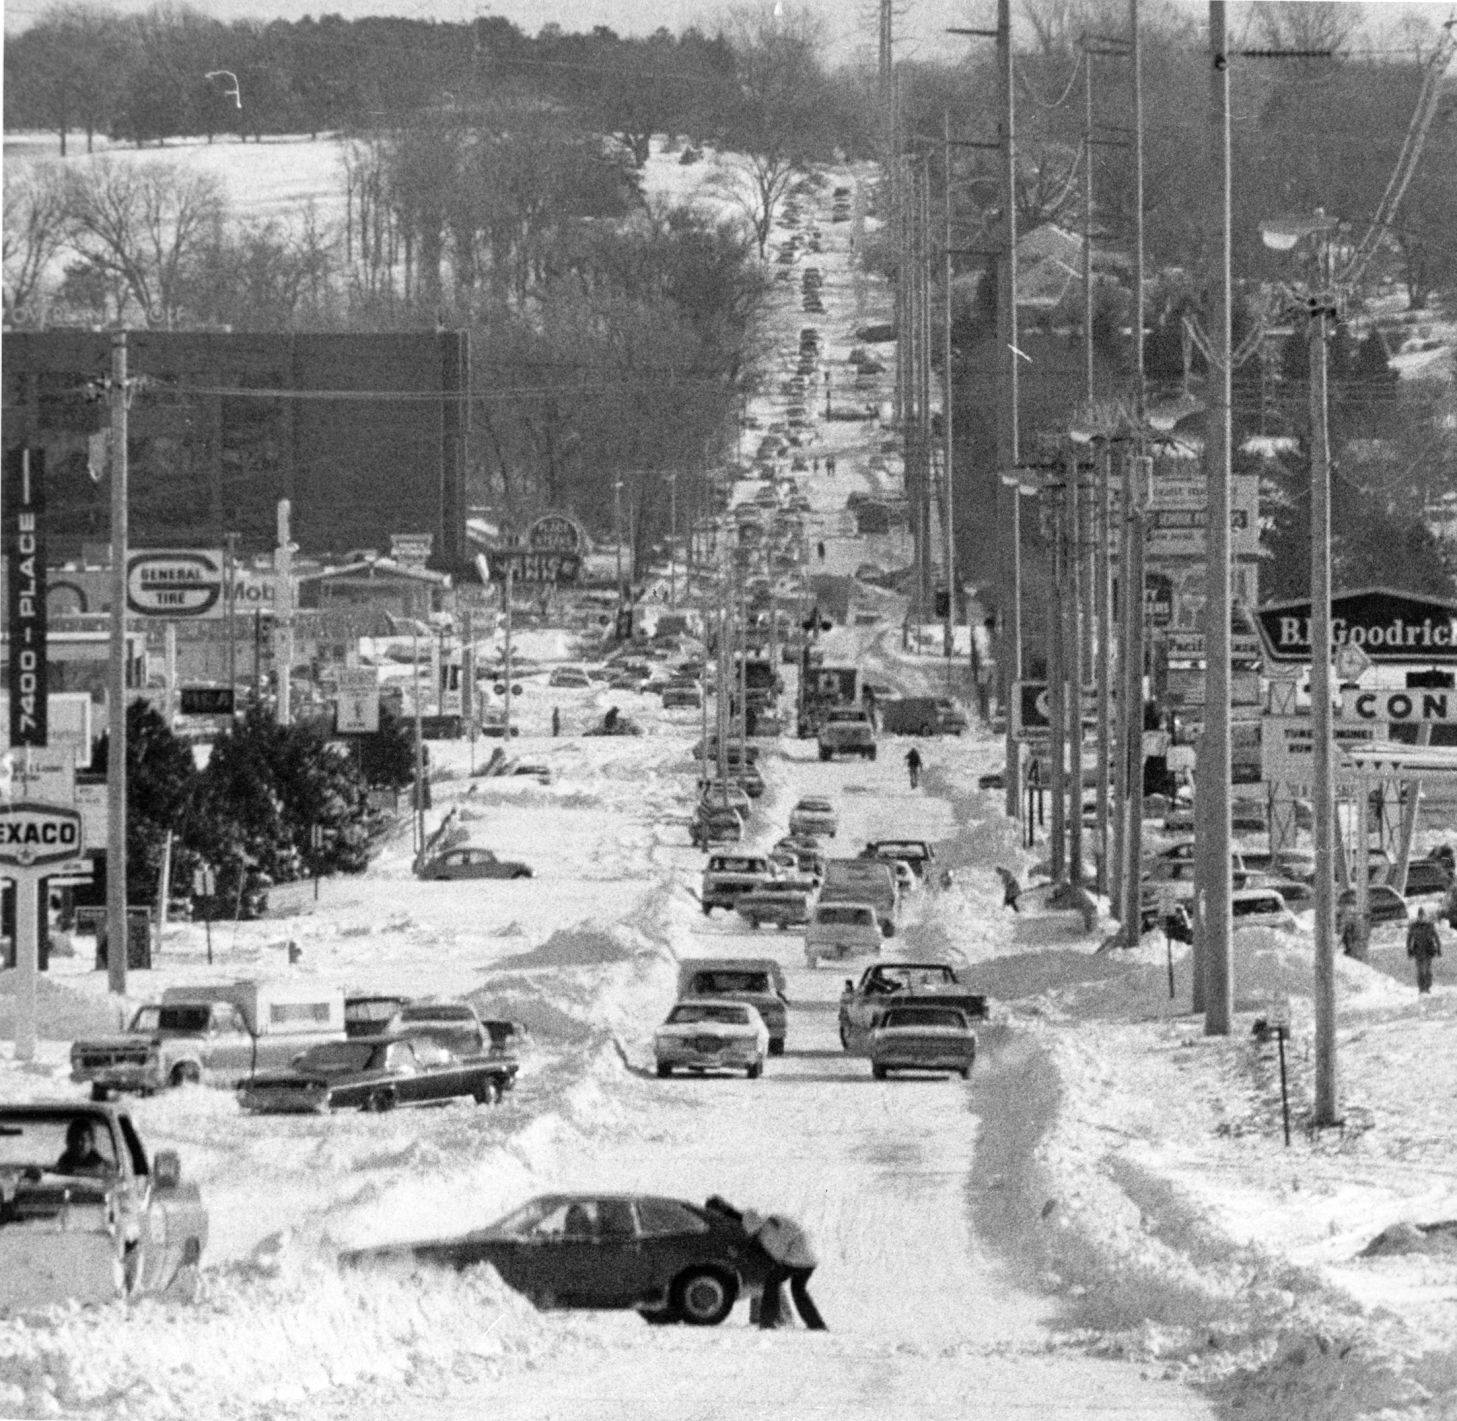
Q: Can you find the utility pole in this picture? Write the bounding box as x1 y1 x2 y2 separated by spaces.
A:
668 471 678 610
274 499 294 726
1067 450 1085 886
1310 282 1338 1125
1200 0 1234 1033
1048 486 1067 880
942 112 957 671
106 332 129 998
999 0 1022 819
1118 0 1149 944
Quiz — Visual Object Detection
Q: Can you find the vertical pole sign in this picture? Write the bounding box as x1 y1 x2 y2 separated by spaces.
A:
4 447 52 1061
5 447 47 747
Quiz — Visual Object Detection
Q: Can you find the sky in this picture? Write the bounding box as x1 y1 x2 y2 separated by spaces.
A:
4 1 1453 69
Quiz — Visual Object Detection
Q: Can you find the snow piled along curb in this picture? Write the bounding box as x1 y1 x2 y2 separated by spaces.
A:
972 943 1450 1420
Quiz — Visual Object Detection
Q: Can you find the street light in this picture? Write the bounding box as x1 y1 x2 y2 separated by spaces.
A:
1261 209 1340 1127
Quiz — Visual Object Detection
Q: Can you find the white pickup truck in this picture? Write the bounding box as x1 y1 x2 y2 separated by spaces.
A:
71 980 346 1098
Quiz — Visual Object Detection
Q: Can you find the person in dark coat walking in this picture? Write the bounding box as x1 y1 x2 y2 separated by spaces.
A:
741 1209 826 1330
1407 907 1442 994
995 866 1022 912
905 746 923 789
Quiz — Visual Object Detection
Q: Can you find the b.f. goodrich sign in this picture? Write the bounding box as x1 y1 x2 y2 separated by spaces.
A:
1255 588 1457 664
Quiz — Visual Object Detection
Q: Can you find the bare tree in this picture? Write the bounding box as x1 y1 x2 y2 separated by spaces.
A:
3 164 70 325
1254 2 1365 54
61 159 228 328
703 3 836 257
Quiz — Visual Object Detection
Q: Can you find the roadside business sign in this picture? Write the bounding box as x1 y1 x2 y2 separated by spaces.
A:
390 533 434 568
528 514 585 554
334 667 380 734
1340 688 1457 726
1146 492 1260 560
0 801 84 869
4 446 47 747
1013 680 1097 738
1260 714 1376 797
1254 587 1457 665
126 549 225 619
483 548 582 585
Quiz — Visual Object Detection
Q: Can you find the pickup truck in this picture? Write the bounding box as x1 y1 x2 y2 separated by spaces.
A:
838 961 988 1054
861 840 937 881
700 853 776 916
817 708 877 762
0 1101 208 1310
734 883 815 930
72 979 346 1097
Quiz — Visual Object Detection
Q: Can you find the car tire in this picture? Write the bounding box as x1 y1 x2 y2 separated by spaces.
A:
768 1039 785 1058
639 1304 683 1325
747 1060 763 1079
365 1088 396 1113
170 1062 201 1089
818 748 831 761
702 904 712 916
959 1068 971 1081
868 748 878 761
473 1080 499 1106
90 1084 111 1103
872 1064 888 1080
656 1063 672 1078
672 1267 737 1327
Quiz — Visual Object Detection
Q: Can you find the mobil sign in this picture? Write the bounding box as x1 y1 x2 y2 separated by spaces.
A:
127 549 224 619
0 801 84 869
1254 587 1457 665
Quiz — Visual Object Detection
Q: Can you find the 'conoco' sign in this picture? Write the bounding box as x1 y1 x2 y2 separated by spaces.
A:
1254 588 1457 664
0 802 84 868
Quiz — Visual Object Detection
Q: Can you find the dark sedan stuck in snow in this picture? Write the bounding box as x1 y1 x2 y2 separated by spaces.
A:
238 1036 516 1113
341 1192 764 1325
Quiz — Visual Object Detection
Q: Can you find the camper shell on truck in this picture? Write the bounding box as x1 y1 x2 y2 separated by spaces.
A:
71 980 346 1098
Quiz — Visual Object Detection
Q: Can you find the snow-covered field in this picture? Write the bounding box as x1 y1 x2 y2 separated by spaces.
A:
4 136 1457 1421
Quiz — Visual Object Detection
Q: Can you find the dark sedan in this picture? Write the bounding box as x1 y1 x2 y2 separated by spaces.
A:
341 1193 759 1325
238 1035 516 1113
416 846 533 880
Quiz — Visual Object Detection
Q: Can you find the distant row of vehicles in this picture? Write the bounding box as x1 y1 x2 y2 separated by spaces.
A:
69 980 521 1111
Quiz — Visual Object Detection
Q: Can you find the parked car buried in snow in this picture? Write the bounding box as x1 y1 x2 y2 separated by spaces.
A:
238 1035 516 1113
0 1102 208 1311
341 1192 762 1326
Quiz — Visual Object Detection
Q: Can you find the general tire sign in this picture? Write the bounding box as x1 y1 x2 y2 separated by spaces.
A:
4 447 47 746
127 550 225 618
1255 587 1457 664
0 802 83 868
483 548 581 585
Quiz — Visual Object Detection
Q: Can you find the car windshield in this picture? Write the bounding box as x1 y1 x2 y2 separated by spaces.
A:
667 1004 752 1026
710 858 764 874
128 1005 162 1033
882 1008 967 1030
1234 897 1282 917
876 843 927 860
347 999 404 1027
156 1005 213 1032
295 1042 381 1074
0 1113 119 1174
692 971 771 995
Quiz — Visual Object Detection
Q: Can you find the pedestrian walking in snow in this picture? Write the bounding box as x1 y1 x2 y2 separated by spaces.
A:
904 746 923 790
1407 907 1442 995
742 1209 826 1330
995 866 1022 912
551 705 561 737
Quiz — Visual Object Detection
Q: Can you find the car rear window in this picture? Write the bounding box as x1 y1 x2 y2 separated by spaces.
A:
637 1199 708 1237
1234 896 1283 917
883 1008 966 1030
817 907 873 926
692 972 771 995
